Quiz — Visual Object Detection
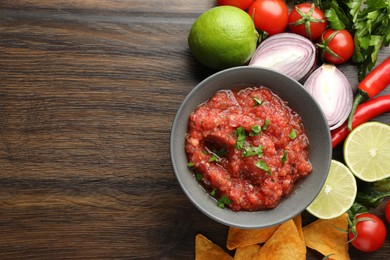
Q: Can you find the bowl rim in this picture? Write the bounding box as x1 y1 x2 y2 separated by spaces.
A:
170 66 331 229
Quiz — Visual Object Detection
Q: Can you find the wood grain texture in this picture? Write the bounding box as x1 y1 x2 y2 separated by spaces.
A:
0 1 389 259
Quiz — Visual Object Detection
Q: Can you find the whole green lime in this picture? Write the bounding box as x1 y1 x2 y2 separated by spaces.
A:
188 6 259 70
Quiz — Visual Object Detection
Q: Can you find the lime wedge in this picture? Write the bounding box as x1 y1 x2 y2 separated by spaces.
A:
343 122 390 182
306 160 357 219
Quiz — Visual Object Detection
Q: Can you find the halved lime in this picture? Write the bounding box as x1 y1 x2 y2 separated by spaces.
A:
343 122 390 182
306 160 357 219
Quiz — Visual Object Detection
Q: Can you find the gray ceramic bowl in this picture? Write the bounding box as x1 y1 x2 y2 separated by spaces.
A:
170 66 331 229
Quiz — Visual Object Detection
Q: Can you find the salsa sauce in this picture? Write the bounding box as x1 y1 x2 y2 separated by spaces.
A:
185 86 312 211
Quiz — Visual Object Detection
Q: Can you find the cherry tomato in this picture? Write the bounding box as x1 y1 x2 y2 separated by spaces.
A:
288 3 327 41
319 29 355 64
348 213 386 252
385 200 390 224
247 0 288 36
217 0 254 10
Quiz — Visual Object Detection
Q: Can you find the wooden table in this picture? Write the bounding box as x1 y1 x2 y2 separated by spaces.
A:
0 1 389 259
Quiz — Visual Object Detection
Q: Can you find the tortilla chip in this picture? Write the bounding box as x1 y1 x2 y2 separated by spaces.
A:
226 225 279 250
234 244 261 260
302 213 349 260
195 234 233 260
293 214 304 242
256 219 306 260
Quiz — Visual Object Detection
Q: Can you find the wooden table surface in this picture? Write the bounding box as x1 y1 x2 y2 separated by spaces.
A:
0 1 389 259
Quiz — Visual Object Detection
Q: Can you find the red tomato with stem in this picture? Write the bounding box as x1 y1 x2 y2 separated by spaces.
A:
288 3 327 40
348 213 386 252
385 200 390 224
217 0 254 10
247 0 288 36
318 29 355 64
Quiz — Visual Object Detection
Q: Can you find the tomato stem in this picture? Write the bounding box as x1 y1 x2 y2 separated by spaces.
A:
289 3 326 40
317 30 343 61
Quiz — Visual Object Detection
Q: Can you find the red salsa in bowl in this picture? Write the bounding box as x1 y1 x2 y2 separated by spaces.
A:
170 66 331 228
185 86 312 211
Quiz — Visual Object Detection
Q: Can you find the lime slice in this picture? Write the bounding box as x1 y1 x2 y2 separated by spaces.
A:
306 160 357 219
343 122 390 182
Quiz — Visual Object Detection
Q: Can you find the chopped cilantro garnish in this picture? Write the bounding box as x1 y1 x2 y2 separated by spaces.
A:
253 97 263 106
249 125 262 136
242 145 263 158
281 150 288 166
187 162 194 167
195 172 203 181
217 195 232 208
289 129 297 140
234 126 246 150
262 119 270 131
210 188 218 197
255 160 272 175
208 154 220 163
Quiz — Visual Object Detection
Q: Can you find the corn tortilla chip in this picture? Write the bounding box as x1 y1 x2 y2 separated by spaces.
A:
302 213 349 260
226 225 279 250
195 234 233 260
234 244 261 260
256 219 306 260
293 214 304 242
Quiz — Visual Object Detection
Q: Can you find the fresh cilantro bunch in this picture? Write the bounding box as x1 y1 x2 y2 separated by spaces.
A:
316 0 390 81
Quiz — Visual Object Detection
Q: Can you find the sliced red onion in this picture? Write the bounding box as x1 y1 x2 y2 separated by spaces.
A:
303 64 353 130
249 33 316 81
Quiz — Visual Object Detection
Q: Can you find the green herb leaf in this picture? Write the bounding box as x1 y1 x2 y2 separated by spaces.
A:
187 162 194 167
324 0 352 29
210 188 218 197
262 119 270 131
353 0 389 80
346 0 362 23
369 35 383 63
355 190 390 208
372 177 390 192
249 125 262 136
314 0 323 9
350 177 390 213
353 38 364 62
234 127 246 150
208 154 220 163
281 150 288 166
325 8 346 30
318 0 390 80
195 172 203 181
366 0 388 9
242 145 263 158
253 97 263 106
289 129 297 140
217 195 232 208
255 160 272 174
348 202 369 219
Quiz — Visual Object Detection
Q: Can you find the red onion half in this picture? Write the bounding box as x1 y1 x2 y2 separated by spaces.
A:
249 33 316 81
303 64 353 130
